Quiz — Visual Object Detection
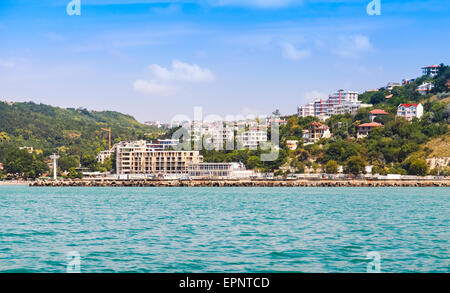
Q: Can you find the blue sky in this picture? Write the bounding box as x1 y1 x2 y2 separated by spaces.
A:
0 0 449 122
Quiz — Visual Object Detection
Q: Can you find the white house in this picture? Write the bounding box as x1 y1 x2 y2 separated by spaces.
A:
397 103 424 121
416 82 434 95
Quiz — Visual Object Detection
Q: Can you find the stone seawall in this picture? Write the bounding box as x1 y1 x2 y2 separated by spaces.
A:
29 179 450 187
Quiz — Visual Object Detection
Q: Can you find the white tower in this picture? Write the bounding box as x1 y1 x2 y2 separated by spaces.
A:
50 154 60 180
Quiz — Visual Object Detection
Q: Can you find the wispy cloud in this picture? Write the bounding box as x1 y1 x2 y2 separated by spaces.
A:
133 60 215 96
280 42 310 61
149 60 215 83
303 90 328 101
333 34 373 58
133 79 175 96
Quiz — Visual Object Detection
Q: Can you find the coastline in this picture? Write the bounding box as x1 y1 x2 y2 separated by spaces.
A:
29 178 450 187
0 181 31 186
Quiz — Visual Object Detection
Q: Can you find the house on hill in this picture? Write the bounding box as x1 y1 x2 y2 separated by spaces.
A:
302 122 331 144
357 122 383 139
369 109 389 122
397 103 423 121
422 65 441 77
416 82 434 95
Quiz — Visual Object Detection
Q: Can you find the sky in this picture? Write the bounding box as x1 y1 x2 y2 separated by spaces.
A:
0 0 449 122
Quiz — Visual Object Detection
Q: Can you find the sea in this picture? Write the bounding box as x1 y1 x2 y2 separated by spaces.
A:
0 186 448 273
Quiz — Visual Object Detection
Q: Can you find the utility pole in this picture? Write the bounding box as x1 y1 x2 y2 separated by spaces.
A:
50 154 60 180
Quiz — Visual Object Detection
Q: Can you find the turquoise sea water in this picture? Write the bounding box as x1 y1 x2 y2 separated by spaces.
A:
0 186 448 273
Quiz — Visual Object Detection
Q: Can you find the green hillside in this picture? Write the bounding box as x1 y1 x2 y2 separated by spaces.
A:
201 65 450 176
0 101 163 178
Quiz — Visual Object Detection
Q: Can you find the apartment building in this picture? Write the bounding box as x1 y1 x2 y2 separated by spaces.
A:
236 126 268 149
298 90 365 119
397 103 424 121
115 140 203 175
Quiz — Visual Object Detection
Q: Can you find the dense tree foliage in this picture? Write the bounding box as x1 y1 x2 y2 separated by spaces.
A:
0 101 163 174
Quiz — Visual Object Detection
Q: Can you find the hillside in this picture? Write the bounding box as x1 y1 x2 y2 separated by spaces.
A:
425 131 450 158
0 101 163 157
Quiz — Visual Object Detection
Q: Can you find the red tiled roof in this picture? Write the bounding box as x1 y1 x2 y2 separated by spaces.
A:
370 109 388 115
422 65 440 68
310 122 328 128
400 103 419 108
358 122 383 128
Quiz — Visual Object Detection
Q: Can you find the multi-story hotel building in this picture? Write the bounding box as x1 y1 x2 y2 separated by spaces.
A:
298 90 365 119
115 140 203 175
236 126 268 149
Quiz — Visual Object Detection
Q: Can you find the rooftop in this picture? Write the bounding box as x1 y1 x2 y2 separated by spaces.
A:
399 103 419 108
422 65 441 69
370 109 389 115
358 122 383 128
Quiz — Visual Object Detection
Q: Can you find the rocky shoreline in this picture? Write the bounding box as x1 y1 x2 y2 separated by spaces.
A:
29 179 450 187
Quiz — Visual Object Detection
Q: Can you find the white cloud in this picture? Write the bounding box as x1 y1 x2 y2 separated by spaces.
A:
0 59 16 69
303 90 328 101
333 35 373 58
281 42 311 61
133 79 175 96
133 60 215 96
148 60 215 83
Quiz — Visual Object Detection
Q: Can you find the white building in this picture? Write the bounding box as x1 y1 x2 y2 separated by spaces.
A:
416 82 434 95
96 150 113 164
386 82 401 91
397 103 424 121
422 65 441 77
115 140 203 175
187 162 257 179
237 126 268 149
298 90 363 119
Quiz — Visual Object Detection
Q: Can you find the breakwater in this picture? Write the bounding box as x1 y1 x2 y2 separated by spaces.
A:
29 179 450 187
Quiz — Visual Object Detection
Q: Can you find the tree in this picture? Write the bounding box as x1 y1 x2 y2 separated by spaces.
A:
407 159 428 176
81 154 98 171
0 132 10 142
247 156 261 170
344 156 367 175
370 92 386 105
3 147 49 179
325 160 339 174
67 167 83 179
59 155 80 172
